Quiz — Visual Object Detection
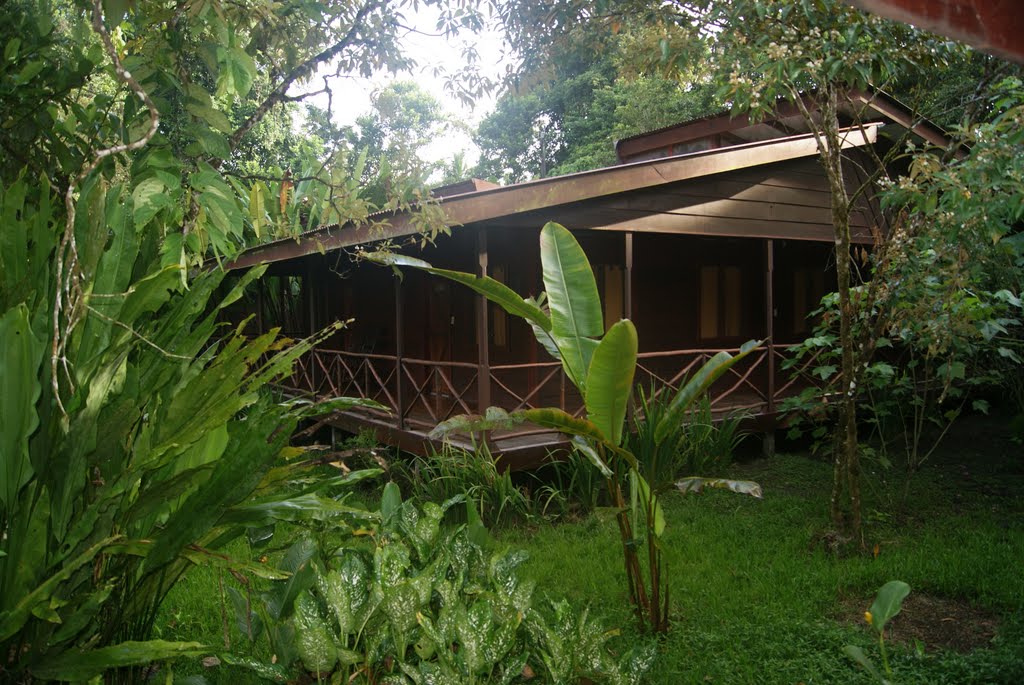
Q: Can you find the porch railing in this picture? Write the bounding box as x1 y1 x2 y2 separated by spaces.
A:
278 343 826 434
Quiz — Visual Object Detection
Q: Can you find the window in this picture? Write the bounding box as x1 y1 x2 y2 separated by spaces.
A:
700 265 742 340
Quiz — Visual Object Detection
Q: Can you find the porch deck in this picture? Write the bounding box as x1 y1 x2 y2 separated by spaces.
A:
277 344 820 469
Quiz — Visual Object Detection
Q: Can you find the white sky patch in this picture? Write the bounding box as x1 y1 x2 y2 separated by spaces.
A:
301 5 508 169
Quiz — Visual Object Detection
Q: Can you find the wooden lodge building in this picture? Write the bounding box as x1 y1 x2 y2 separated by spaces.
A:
225 89 950 467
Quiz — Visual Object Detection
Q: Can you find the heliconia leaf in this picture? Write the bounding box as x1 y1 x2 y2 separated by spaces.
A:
286 395 388 419
654 339 762 445
675 478 763 498
29 640 207 681
0 304 43 510
364 251 552 333
868 580 911 634
0 535 122 642
180 547 291 580
585 320 637 446
540 223 603 390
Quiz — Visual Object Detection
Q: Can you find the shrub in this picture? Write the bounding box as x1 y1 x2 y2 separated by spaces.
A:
226 485 655 684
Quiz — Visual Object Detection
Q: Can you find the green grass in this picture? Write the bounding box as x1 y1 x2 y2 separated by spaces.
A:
157 424 1024 683
501 449 1024 684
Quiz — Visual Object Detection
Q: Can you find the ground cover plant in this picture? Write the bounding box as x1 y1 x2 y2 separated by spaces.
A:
158 415 1024 683
500 418 1024 684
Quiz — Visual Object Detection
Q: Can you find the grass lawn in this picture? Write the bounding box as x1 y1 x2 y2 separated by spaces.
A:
502 431 1024 684
159 419 1024 683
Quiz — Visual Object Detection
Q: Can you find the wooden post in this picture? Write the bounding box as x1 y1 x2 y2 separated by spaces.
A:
764 239 776 457
395 275 405 430
306 260 319 393
624 232 634 321
476 229 491 413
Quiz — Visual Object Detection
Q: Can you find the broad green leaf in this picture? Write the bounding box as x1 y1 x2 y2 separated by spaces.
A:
4 38 20 62
0 304 43 509
585 319 637 446
216 46 256 98
540 223 603 389
381 481 403 521
654 339 762 445
364 251 551 333
101 0 131 26
132 177 171 229
186 100 233 134
293 591 337 675
218 653 291 682
264 537 317 620
193 127 231 160
868 580 911 634
675 478 763 498
30 640 207 681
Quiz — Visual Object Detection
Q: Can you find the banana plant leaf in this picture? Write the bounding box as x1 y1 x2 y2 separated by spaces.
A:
539 222 603 391
654 339 763 445
363 251 551 333
585 319 637 447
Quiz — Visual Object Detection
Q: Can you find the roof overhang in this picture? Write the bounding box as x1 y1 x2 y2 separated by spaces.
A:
845 0 1024 63
227 123 878 270
614 88 953 163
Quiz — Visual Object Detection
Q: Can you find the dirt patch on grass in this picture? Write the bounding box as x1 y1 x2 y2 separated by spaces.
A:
840 593 1000 653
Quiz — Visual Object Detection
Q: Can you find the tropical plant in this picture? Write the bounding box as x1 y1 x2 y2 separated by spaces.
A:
367 222 762 633
627 385 747 489
394 442 533 528
782 281 1018 488
845 580 912 684
0 174 387 681
225 483 655 683
532 449 607 520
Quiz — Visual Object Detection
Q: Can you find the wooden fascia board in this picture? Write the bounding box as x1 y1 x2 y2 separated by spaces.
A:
581 212 876 244
848 89 957 153
614 99 809 160
226 124 878 270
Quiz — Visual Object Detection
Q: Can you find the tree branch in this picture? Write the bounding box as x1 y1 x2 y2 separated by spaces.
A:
226 0 383 155
52 0 161 416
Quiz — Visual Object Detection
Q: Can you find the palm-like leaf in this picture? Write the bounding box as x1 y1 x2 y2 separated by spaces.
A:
539 223 603 390
585 320 637 447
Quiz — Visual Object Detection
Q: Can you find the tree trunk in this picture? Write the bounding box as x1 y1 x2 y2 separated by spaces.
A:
820 86 863 547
